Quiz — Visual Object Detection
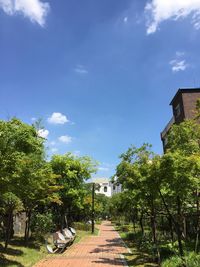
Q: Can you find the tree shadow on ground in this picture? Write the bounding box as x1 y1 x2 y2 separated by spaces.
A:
124 252 158 267
0 254 24 267
90 247 116 254
92 257 125 266
0 244 23 256
101 229 117 232
9 238 41 250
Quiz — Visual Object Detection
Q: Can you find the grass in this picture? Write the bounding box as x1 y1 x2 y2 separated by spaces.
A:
115 225 158 267
0 228 99 267
115 223 200 267
0 238 46 267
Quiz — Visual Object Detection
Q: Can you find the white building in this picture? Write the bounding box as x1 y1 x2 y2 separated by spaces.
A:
93 177 122 197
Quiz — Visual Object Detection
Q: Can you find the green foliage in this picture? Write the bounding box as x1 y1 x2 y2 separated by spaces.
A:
50 153 98 225
72 222 91 231
2 192 23 213
0 118 58 209
0 118 44 195
0 118 61 245
166 119 200 155
114 117 200 261
162 252 200 267
31 212 54 238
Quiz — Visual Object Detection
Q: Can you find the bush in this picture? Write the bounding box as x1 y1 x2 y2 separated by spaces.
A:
162 252 200 267
72 222 91 231
95 220 102 225
119 224 130 232
31 212 54 239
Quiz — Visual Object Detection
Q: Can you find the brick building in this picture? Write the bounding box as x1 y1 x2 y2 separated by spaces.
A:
161 88 200 150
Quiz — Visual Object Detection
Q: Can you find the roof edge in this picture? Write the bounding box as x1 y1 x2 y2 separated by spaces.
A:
170 88 200 105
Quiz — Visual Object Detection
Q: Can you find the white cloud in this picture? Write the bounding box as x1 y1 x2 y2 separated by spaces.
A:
38 129 49 138
123 16 128 23
145 0 200 34
169 51 189 72
58 135 72 144
74 65 88 74
48 112 69 125
31 117 37 121
0 0 50 27
170 60 187 72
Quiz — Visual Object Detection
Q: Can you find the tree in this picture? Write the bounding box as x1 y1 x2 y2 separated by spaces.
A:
14 157 60 243
161 119 200 255
51 153 97 228
0 118 59 245
116 144 161 263
1 192 23 249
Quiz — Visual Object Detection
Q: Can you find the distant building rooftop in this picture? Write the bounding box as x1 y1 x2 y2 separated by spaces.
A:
170 88 200 105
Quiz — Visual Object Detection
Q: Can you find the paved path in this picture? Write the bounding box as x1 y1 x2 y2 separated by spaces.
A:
34 221 128 267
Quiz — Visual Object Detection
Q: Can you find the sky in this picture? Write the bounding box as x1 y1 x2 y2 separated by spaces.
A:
1 0 200 178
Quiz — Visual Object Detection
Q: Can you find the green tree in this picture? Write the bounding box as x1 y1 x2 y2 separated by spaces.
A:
14 157 60 243
116 144 161 263
160 119 200 255
1 192 23 249
0 118 59 245
51 153 97 228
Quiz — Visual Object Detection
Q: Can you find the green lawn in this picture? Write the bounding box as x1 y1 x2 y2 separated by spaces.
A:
0 229 98 267
0 238 47 267
115 225 158 267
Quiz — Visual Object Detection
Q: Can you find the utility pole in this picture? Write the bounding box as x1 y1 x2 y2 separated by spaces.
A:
92 182 95 234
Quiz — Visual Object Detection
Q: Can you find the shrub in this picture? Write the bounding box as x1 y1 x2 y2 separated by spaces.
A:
162 252 200 267
31 212 54 239
72 222 91 231
120 225 130 232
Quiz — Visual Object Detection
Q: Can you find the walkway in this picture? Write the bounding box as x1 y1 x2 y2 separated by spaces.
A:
34 221 128 267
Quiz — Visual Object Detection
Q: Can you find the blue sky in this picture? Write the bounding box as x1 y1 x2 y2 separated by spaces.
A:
1 0 200 178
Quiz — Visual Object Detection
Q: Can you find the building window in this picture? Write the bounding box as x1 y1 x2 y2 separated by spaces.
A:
113 185 116 190
104 186 107 193
175 104 181 118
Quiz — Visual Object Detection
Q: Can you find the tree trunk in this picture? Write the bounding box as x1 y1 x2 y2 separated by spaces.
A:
24 210 31 245
150 198 160 265
159 190 184 256
183 216 187 240
132 208 136 233
195 189 199 253
176 196 184 257
4 209 13 250
139 211 144 236
168 216 174 243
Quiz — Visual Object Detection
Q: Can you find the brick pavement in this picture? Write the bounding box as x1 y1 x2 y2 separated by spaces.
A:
34 221 128 267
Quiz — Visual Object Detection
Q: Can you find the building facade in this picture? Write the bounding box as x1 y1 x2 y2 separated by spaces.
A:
161 88 200 150
93 177 122 197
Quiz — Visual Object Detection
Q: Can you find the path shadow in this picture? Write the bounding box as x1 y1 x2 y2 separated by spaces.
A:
0 254 24 267
90 247 116 254
124 252 157 267
0 244 23 256
92 257 125 266
95 238 124 249
102 230 116 232
9 238 41 250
